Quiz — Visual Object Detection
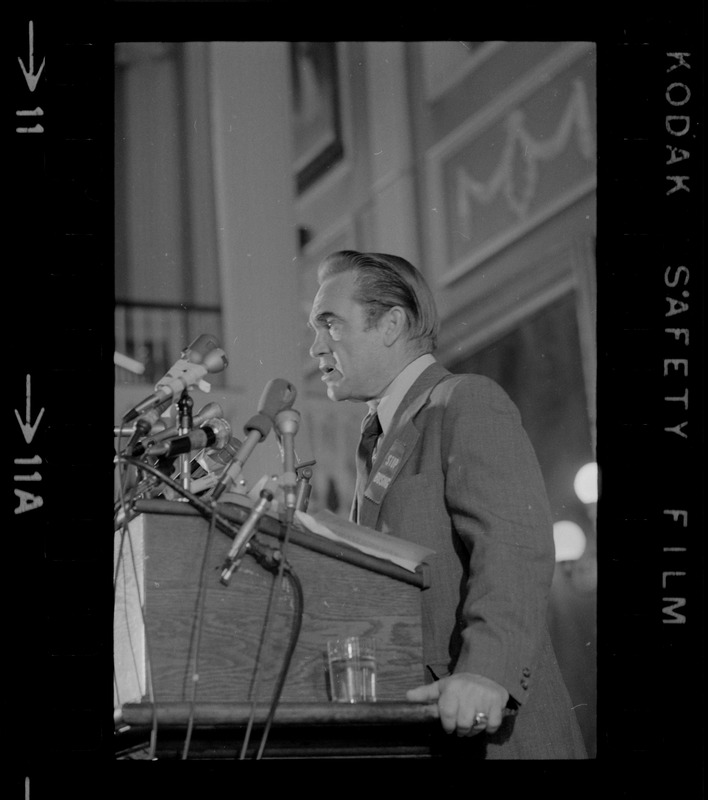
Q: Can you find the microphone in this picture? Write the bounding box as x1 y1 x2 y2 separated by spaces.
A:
128 403 224 458
211 378 297 501
148 402 224 444
181 333 221 363
188 434 244 495
196 435 243 471
122 335 228 422
145 418 232 457
121 395 174 456
189 434 243 485
255 377 298 420
275 408 300 516
220 484 275 585
114 419 167 438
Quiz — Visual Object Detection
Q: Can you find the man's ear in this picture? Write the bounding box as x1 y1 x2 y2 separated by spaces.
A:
382 306 407 346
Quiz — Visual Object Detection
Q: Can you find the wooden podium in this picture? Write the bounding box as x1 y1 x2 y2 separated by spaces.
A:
114 499 428 712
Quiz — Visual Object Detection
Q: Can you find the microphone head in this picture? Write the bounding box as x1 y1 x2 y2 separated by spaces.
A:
181 334 221 364
202 347 229 374
275 408 300 437
147 418 232 457
204 418 232 450
243 412 274 442
193 402 224 426
257 378 297 420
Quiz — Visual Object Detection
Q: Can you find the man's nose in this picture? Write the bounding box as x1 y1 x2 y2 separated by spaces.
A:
309 329 330 359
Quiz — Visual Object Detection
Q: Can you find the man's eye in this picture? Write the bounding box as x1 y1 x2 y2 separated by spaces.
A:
327 321 343 340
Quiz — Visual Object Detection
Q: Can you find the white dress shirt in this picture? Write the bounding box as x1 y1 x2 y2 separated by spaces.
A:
367 353 436 454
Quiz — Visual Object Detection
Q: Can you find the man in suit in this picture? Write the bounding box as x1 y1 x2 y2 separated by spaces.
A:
308 250 587 759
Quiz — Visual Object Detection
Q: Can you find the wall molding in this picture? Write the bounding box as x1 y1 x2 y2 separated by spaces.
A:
438 271 577 367
424 42 595 286
426 42 593 161
423 41 505 102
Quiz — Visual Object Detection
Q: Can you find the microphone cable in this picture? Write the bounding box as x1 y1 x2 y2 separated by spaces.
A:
118 457 242 539
236 512 303 760
254 528 304 759
117 457 304 759
181 508 218 761
116 456 242 760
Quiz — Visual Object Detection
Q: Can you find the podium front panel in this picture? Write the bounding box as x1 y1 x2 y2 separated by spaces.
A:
114 512 425 706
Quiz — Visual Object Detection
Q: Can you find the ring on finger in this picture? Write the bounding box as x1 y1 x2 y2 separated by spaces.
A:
472 712 489 730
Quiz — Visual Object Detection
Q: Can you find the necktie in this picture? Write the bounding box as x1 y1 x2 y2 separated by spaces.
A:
354 410 382 521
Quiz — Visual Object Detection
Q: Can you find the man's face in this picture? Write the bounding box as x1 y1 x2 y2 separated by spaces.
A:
308 272 390 402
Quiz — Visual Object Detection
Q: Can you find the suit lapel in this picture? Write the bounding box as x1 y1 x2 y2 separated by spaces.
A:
358 362 452 529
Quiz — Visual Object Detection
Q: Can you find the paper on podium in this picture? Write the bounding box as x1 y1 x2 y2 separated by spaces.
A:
294 508 435 573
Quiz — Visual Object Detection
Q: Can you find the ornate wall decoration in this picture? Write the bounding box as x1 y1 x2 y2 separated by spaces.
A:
426 44 596 285
454 78 595 224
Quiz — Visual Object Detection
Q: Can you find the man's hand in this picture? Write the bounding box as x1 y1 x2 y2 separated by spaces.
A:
406 672 510 737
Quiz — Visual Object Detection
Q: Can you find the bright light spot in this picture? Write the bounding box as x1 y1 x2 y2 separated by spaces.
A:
574 462 598 504
553 520 586 562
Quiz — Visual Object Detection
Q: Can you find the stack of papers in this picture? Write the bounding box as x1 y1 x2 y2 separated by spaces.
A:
294 508 435 574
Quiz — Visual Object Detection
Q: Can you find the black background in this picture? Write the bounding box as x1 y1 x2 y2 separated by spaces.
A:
9 3 704 796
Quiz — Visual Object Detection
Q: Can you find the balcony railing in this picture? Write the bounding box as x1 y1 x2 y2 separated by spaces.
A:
115 300 224 387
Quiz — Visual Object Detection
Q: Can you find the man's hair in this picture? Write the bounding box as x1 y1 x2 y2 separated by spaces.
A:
317 250 439 354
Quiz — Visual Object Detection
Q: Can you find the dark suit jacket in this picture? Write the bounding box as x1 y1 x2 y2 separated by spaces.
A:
353 362 587 759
